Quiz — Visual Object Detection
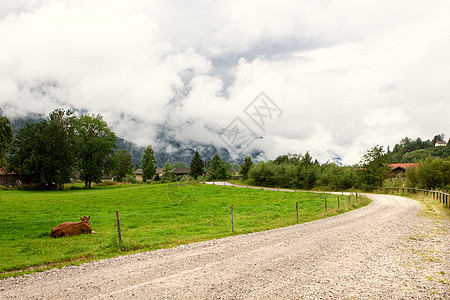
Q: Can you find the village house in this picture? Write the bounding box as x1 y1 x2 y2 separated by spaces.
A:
133 169 144 181
0 167 15 187
173 168 190 179
435 140 446 147
389 163 418 177
133 168 164 181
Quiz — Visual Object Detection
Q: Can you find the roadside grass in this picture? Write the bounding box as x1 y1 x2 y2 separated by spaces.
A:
413 195 450 221
390 191 449 287
382 191 450 220
0 183 370 278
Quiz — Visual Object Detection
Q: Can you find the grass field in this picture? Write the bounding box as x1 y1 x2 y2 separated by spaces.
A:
0 183 370 278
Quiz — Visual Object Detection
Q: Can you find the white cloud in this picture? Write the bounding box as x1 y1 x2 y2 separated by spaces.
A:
0 0 449 164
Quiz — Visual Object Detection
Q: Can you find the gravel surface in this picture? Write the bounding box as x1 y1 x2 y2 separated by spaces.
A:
0 193 448 299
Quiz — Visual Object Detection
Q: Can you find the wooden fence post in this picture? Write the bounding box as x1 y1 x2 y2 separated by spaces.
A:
231 204 234 232
325 197 327 211
296 202 299 222
338 197 340 210
116 211 122 242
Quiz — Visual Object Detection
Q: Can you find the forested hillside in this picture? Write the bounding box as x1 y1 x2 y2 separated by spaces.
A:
386 134 449 163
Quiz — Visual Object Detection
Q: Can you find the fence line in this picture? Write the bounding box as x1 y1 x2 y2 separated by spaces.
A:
375 187 449 207
0 194 356 226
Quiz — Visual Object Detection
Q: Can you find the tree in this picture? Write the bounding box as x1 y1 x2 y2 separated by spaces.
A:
75 114 117 188
274 153 300 165
113 149 133 182
207 154 227 180
171 161 188 169
294 152 319 190
141 145 157 181
8 122 42 184
189 150 205 179
8 109 76 188
416 157 450 189
240 156 253 179
248 161 276 186
318 163 356 190
0 111 13 165
230 163 240 171
161 161 175 182
357 145 390 190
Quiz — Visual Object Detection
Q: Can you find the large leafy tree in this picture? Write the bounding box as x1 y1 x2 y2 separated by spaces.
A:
415 157 450 189
248 161 276 187
113 149 133 182
141 145 157 181
8 123 41 184
75 114 117 188
207 154 227 180
0 111 13 165
189 150 205 179
8 109 76 188
239 156 253 179
358 145 390 190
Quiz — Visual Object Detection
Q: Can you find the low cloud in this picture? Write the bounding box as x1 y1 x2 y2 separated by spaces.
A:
0 0 449 164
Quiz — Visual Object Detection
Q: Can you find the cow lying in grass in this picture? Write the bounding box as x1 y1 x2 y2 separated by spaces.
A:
50 216 92 238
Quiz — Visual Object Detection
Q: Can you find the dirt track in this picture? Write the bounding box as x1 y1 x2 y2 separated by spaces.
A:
1 192 448 299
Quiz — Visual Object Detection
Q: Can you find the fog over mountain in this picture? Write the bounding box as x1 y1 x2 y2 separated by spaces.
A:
9 114 262 167
1 1 449 165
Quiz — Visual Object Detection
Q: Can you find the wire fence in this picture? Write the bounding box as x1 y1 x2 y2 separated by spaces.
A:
375 187 449 207
0 183 362 243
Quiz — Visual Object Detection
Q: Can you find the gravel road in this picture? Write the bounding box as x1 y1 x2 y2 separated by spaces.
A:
1 192 448 299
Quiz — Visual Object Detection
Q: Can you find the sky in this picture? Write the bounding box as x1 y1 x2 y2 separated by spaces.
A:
0 0 449 164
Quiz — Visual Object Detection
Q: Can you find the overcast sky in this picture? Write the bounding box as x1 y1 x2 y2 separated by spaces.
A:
0 0 449 164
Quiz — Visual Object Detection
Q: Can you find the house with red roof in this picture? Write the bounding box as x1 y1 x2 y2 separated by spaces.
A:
389 163 418 177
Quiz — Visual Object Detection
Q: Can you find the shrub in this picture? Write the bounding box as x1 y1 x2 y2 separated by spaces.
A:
94 180 118 186
123 174 138 184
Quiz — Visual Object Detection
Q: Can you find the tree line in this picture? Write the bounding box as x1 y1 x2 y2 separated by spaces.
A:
386 134 449 163
242 146 449 192
238 146 390 191
0 109 240 188
1 108 448 191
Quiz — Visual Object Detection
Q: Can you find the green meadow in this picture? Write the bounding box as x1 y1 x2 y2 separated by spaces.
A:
0 183 370 278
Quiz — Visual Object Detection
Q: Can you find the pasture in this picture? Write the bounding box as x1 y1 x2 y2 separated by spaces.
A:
0 183 370 278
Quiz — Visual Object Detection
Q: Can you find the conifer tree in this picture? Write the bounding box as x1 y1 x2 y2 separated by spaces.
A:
0 110 13 165
240 156 253 179
189 150 205 179
207 154 227 180
141 145 157 181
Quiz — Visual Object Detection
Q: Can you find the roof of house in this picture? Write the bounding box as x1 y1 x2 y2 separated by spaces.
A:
156 168 163 174
435 140 446 145
0 167 15 176
133 169 143 175
389 163 418 171
173 168 190 174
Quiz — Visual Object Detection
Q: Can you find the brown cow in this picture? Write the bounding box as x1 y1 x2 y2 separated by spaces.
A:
50 216 92 238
